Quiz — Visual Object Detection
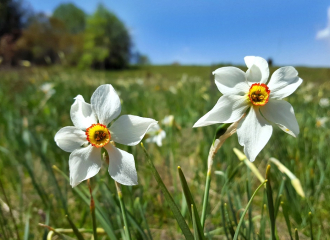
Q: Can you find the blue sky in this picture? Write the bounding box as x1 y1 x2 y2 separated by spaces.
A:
26 0 330 67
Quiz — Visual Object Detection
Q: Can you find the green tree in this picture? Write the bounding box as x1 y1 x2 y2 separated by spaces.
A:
53 3 86 34
16 13 84 65
79 5 131 69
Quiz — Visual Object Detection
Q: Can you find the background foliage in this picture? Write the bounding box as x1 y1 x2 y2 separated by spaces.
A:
0 64 329 239
0 1 134 69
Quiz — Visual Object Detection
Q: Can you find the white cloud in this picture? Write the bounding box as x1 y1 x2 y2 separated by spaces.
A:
316 7 330 40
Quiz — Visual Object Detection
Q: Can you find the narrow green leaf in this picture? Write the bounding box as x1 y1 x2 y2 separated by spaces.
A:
65 215 85 240
42 208 50 240
246 179 254 240
24 205 31 240
135 198 153 240
178 166 205 240
281 201 293 240
265 165 276 240
274 177 286 220
88 180 98 240
316 226 321 240
295 228 299 240
309 212 314 240
103 184 149 240
224 203 235 238
220 202 230 240
191 205 199 240
52 165 118 240
141 144 194 240
115 182 131 240
233 180 267 240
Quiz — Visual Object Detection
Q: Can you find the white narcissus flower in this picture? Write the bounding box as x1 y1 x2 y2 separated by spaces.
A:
319 98 329 108
54 84 157 187
193 56 302 162
316 117 328 128
145 124 166 147
162 115 174 127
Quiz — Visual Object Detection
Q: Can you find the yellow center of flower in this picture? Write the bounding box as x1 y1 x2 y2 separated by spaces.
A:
248 83 270 106
85 123 111 148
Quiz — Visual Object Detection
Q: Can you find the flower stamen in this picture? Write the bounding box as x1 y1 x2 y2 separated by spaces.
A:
248 83 270 106
86 123 111 148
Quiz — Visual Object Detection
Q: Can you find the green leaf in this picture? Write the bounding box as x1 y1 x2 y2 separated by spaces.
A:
24 205 32 240
295 228 299 240
178 166 205 240
52 166 118 240
191 205 199 240
265 165 276 240
281 201 293 240
65 215 85 240
309 212 314 240
233 180 267 240
141 144 194 240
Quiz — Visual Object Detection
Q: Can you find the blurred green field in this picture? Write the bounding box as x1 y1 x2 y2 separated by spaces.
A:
0 65 329 239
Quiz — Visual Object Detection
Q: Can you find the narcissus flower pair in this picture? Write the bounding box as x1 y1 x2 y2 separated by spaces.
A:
55 84 157 187
194 56 302 162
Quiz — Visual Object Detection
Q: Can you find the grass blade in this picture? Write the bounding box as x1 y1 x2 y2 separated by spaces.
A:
0 177 20 240
191 205 199 240
265 165 276 240
233 180 267 240
178 166 205 240
87 180 98 240
115 181 132 240
274 177 286 220
224 203 235 238
65 215 85 240
309 212 313 240
23 205 31 240
295 228 299 240
220 202 230 240
135 197 153 240
141 143 194 240
52 165 118 240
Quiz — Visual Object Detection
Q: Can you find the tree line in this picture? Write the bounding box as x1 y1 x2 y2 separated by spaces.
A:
0 0 149 69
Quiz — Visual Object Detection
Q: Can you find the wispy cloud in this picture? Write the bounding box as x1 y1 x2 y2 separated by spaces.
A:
316 7 330 40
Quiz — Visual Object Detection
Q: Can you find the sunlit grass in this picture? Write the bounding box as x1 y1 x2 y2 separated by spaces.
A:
0 65 329 239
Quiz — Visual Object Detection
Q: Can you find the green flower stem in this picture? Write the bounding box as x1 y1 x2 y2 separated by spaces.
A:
201 169 211 228
201 121 240 228
141 143 193 240
233 180 267 240
115 181 132 240
87 179 98 240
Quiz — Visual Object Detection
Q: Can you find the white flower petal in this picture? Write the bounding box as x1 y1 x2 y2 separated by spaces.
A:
193 95 249 127
237 107 273 162
267 67 303 99
110 115 157 146
91 84 121 126
70 95 97 130
244 56 269 84
104 144 138 186
54 126 87 152
261 100 299 137
69 145 102 187
156 135 163 147
213 67 249 95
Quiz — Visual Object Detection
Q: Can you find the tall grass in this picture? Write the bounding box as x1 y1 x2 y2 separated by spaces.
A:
0 65 329 239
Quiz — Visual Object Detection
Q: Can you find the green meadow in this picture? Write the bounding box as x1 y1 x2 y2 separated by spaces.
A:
0 65 329 239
